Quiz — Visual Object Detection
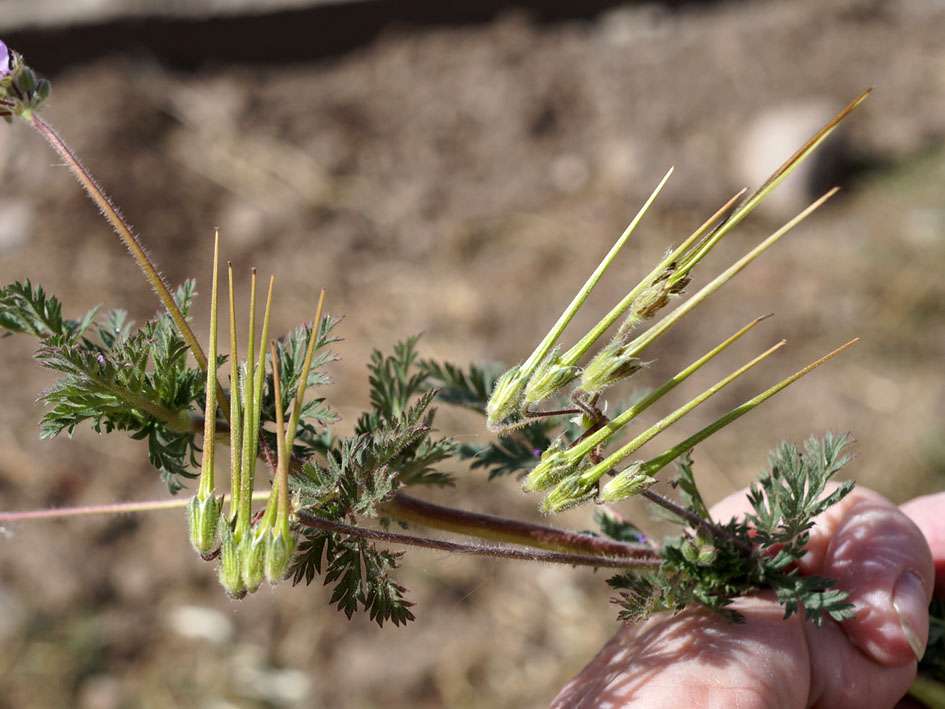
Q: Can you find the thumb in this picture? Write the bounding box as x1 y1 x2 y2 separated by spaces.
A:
796 486 934 667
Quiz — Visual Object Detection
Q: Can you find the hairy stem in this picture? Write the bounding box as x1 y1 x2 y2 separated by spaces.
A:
296 511 659 569
381 492 655 561
0 491 272 523
28 114 230 414
639 489 755 556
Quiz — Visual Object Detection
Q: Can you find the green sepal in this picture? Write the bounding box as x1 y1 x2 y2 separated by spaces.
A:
187 493 222 557
34 79 50 104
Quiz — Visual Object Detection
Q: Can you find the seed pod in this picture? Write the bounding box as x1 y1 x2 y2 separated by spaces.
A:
540 475 595 514
581 341 644 395
598 462 655 503
240 526 267 592
265 527 297 585
522 437 578 492
486 365 526 429
218 524 246 599
696 545 718 566
524 349 578 405
187 493 222 557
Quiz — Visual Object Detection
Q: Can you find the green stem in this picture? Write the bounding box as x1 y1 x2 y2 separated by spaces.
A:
561 187 746 366
639 489 755 556
567 314 771 466
227 262 243 522
519 167 674 377
197 234 220 500
635 339 859 476
672 89 871 283
285 289 326 451
619 187 838 364
576 339 787 488
269 341 290 530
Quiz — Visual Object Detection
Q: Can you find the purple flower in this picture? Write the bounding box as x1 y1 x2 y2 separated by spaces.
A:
0 41 8 77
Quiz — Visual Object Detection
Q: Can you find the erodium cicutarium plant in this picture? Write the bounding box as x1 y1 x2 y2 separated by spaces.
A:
1 40 942 700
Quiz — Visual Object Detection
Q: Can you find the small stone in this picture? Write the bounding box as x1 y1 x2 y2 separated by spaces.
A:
733 98 851 219
0 198 34 251
166 604 235 645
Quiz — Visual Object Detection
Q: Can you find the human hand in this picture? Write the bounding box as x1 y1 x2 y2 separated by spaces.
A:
552 487 942 708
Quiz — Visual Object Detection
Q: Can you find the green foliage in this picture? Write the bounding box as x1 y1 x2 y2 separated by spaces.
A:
0 279 99 341
1 277 870 631
2 59 889 647
608 435 857 626
420 359 501 412
458 422 552 480
291 531 415 627
289 371 445 626
362 335 428 424
745 432 855 549
1 280 205 493
593 509 648 544
296 388 442 519
352 338 458 488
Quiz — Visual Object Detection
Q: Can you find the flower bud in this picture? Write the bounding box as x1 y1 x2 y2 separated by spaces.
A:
540 475 595 514
265 526 297 584
522 437 578 492
17 66 35 92
680 538 698 563
34 79 50 103
598 462 655 503
486 365 526 429
581 341 644 395
240 526 267 592
187 493 222 557
218 525 246 599
696 544 718 566
524 349 578 405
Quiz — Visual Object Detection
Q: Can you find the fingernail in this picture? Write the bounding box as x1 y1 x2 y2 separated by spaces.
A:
893 571 929 660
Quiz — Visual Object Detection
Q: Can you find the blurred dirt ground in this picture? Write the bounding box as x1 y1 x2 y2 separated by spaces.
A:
1 1 945 707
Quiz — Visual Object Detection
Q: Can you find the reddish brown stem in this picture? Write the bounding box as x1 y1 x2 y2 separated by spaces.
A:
296 511 659 569
381 491 655 560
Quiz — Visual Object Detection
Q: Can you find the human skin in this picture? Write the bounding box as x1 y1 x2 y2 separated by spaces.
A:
552 487 942 709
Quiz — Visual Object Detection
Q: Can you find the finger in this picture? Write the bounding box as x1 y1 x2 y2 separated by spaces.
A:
900 492 945 598
799 488 933 667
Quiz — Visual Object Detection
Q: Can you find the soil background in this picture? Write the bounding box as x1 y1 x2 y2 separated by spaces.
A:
1 1 945 707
